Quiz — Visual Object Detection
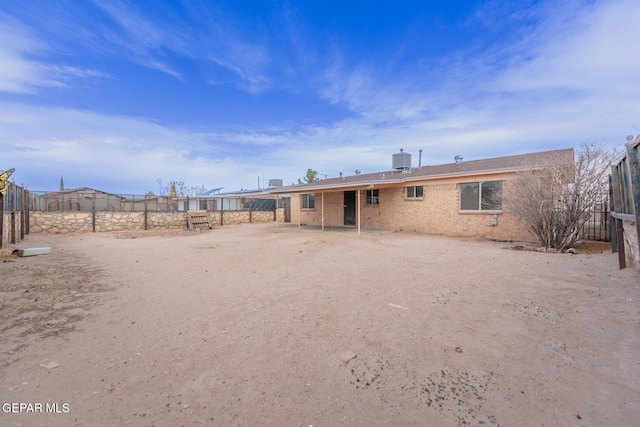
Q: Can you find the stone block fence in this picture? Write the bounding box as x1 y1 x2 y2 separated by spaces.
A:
30 209 287 234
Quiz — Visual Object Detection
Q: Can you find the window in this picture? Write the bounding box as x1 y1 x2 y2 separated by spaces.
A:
406 186 424 199
301 193 315 209
460 181 502 211
366 189 379 205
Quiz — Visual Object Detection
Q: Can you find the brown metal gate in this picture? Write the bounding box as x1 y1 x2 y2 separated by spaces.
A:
579 192 611 241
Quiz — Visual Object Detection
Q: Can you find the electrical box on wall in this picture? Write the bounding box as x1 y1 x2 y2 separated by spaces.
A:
490 214 498 226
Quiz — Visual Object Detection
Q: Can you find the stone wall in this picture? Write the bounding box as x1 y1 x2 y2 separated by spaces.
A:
30 210 277 234
211 210 275 226
622 221 640 271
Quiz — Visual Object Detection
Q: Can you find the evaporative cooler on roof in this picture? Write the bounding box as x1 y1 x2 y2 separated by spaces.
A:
392 149 411 172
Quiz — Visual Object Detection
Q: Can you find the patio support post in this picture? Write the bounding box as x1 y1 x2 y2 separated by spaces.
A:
357 189 361 236
321 192 325 231
298 194 301 230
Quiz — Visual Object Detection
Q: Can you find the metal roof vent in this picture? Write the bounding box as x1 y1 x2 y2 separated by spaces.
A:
355 169 361 176
392 148 411 172
454 155 463 164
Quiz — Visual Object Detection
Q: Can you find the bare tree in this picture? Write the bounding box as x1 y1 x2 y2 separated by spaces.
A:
504 142 618 250
164 180 207 197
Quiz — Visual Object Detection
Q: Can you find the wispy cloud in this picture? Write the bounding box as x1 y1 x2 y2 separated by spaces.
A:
87 0 279 93
495 0 640 94
316 0 640 153
0 16 108 93
2 0 638 194
87 0 186 79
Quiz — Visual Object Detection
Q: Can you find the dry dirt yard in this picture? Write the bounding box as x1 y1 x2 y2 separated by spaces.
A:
1 223 639 427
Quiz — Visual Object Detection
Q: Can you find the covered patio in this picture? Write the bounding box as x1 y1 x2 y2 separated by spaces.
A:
271 180 400 236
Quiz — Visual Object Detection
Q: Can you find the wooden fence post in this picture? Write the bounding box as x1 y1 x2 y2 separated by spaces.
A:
609 174 617 253
10 183 16 244
25 188 30 236
144 194 148 230
20 185 25 240
625 141 640 252
0 193 4 249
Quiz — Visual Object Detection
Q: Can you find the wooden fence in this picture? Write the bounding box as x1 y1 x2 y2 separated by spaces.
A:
0 181 30 248
610 135 640 270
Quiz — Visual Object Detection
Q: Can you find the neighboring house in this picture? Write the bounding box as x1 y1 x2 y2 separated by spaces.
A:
121 195 177 212
32 187 124 211
270 148 574 242
176 188 279 212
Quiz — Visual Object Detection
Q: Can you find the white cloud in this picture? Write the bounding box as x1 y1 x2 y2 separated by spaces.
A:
495 0 640 94
0 16 109 94
88 0 275 93
2 0 638 195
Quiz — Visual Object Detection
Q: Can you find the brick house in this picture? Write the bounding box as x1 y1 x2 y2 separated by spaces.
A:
270 148 574 242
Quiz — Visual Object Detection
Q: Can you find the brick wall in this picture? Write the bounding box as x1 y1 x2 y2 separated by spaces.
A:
292 192 345 227
290 175 536 242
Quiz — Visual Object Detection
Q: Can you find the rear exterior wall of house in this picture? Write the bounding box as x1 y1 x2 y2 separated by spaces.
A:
289 175 535 242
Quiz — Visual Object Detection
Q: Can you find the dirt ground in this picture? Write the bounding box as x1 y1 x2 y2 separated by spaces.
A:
1 223 639 427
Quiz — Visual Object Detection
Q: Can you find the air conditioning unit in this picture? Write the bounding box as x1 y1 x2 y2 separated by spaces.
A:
392 149 411 172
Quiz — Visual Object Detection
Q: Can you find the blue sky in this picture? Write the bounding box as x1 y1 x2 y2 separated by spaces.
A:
1 0 638 194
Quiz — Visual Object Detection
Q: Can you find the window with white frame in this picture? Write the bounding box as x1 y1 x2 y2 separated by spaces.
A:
460 181 502 211
406 186 424 199
366 189 379 205
301 193 315 209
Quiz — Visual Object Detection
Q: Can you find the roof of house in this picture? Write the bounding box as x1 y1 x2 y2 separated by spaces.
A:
176 187 278 200
37 187 123 197
199 187 225 196
270 148 574 194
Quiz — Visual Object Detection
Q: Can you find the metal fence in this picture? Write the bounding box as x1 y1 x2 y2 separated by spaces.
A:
578 192 611 241
28 190 284 213
29 190 177 212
